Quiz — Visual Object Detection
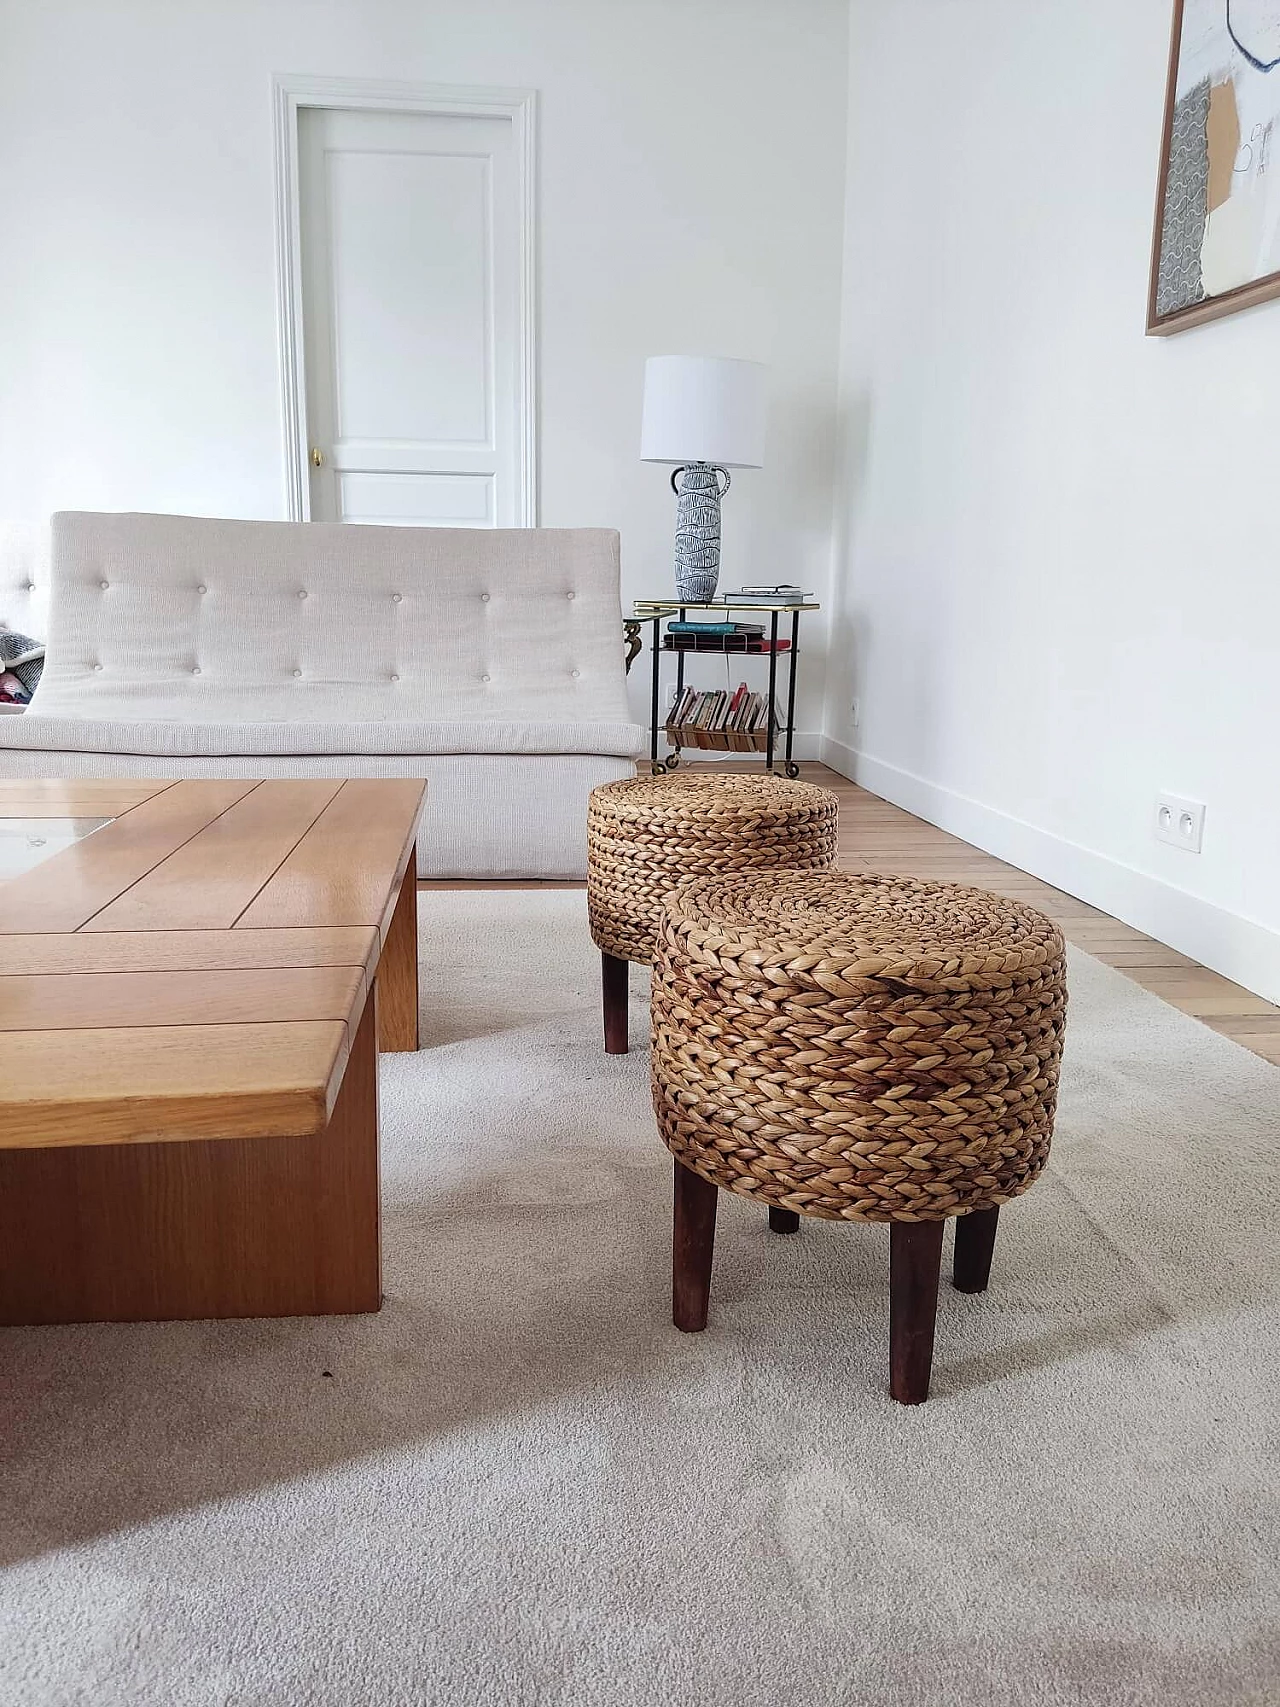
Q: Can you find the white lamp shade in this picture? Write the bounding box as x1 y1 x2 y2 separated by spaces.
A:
640 355 767 468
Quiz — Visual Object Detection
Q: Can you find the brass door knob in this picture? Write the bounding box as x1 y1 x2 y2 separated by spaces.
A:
310 447 325 468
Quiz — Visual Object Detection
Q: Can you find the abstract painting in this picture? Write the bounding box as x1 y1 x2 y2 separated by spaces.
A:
1149 0 1280 333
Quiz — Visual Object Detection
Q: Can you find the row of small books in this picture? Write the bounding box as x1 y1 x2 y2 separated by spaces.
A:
667 683 778 734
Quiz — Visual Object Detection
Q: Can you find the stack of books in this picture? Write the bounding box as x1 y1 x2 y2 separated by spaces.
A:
662 619 789 655
666 683 780 752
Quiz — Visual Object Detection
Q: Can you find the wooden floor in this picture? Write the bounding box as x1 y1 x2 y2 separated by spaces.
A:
805 765 1280 1068
423 763 1280 1068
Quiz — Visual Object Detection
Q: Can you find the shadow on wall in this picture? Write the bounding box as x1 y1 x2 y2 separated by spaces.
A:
825 387 948 783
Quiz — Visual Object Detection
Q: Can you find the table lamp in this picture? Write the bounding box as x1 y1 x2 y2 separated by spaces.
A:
640 355 767 603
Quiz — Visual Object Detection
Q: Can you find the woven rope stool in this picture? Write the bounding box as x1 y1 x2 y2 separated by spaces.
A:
587 773 838 1054
651 869 1068 1403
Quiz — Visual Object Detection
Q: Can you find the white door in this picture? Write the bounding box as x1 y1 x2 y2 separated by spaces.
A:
297 105 526 526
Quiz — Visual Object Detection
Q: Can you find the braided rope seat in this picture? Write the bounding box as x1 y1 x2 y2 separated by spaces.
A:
652 869 1068 1223
587 773 839 968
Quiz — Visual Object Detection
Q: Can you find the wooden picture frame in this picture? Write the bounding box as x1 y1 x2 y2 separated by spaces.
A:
1148 0 1280 336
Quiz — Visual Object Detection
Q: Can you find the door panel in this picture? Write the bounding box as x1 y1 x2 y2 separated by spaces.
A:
298 106 520 526
336 471 493 526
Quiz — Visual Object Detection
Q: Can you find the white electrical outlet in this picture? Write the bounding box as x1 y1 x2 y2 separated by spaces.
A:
850 697 861 727
1154 794 1205 854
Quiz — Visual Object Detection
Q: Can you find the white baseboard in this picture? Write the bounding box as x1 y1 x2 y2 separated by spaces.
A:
819 736 1280 1007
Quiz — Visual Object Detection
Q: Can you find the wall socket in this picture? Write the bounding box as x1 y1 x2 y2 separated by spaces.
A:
1154 794 1205 854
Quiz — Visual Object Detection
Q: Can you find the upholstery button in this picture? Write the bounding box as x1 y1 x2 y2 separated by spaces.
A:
197 584 207 595
571 669 581 678
23 582 34 592
480 592 490 603
566 591 575 600
392 593 402 604
481 673 491 683
93 663 103 672
390 672 400 683
192 666 201 676
293 668 303 678
100 580 110 590
298 590 308 600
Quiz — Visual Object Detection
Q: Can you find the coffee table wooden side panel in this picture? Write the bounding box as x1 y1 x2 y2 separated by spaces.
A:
0 1021 346 1149
377 848 419 1053
0 995 381 1324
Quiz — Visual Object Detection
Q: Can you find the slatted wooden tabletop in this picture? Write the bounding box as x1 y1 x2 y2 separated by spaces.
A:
0 778 425 1149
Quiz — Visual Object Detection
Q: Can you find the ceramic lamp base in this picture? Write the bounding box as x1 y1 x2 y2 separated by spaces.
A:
672 462 731 603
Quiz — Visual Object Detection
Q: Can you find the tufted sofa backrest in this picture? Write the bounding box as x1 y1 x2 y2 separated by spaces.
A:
36 512 631 724
0 521 51 640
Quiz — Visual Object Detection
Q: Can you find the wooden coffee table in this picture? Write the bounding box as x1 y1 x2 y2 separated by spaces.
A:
0 777 425 1325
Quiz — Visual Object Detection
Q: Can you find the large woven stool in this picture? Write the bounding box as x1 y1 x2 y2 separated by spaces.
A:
587 773 838 1054
651 869 1068 1403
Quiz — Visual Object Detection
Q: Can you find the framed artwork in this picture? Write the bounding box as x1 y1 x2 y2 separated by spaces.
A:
1148 0 1280 334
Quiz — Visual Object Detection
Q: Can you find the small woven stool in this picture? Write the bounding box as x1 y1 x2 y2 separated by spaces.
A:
651 869 1068 1403
587 773 838 1054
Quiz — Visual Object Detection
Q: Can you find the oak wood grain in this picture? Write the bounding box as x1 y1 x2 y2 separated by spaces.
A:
375 851 418 1052
0 779 173 816
83 779 345 932
0 779 422 1321
0 1020 349 1148
0 964 365 1032
235 779 425 931
0 780 258 932
0 925 380 978
0 994 381 1324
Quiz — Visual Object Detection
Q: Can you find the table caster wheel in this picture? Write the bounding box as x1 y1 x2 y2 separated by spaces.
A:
785 762 801 779
666 752 681 769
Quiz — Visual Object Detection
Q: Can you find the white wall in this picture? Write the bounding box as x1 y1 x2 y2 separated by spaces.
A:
0 0 849 735
825 0 1280 1001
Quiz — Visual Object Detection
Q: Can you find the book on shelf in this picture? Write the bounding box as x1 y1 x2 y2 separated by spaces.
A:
665 620 765 636
662 635 791 653
666 683 782 737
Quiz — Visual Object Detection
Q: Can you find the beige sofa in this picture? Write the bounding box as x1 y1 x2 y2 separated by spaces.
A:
0 512 643 878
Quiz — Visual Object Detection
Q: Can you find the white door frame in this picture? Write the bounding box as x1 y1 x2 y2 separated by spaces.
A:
271 73 538 524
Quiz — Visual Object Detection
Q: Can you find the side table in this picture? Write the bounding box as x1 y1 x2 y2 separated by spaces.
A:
624 598 820 778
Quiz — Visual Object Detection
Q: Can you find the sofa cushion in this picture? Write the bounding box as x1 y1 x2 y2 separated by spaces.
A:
36 512 638 728
0 714 645 760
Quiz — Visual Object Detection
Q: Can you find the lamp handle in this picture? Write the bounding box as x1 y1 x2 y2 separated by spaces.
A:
670 464 732 497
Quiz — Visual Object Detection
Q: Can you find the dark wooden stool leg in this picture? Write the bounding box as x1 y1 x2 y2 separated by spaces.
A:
769 1207 800 1235
602 951 630 1055
673 1160 719 1332
889 1220 945 1404
953 1206 1000 1294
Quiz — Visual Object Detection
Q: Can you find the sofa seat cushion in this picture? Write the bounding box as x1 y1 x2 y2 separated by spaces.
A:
0 714 645 760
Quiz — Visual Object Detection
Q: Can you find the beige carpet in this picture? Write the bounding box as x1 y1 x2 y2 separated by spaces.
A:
2 891 1278 1706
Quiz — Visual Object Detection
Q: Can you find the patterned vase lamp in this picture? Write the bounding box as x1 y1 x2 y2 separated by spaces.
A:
640 355 767 604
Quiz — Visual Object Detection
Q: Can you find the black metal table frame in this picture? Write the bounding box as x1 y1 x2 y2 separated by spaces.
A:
634 607 804 780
